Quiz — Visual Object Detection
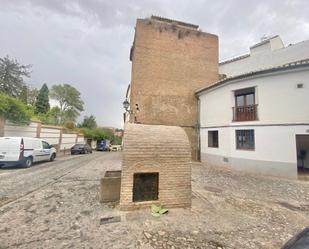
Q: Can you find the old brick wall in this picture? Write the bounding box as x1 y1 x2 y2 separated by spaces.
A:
129 17 218 159
120 123 191 210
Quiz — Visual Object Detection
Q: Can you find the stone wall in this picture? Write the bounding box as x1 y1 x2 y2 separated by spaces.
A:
129 17 219 159
120 123 192 210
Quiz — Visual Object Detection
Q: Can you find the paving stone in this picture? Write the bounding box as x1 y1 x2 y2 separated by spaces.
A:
0 152 308 248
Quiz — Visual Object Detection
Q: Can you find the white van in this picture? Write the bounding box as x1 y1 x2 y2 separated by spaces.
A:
0 137 57 168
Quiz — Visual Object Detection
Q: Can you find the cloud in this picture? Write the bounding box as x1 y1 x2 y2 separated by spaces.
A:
0 0 308 127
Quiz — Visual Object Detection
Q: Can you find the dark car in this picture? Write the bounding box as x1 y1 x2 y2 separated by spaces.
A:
71 144 92 155
281 227 309 249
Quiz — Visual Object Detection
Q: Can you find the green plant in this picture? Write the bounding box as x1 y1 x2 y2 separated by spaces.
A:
35 83 50 114
151 204 168 217
50 84 84 123
0 55 31 98
0 92 31 124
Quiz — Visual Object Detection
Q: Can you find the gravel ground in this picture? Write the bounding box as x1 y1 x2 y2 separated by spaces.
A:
0 152 308 249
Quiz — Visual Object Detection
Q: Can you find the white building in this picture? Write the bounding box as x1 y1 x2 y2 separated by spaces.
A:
220 35 309 77
197 36 309 178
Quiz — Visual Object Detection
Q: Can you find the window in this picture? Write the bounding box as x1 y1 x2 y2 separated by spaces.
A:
133 173 159 202
233 87 257 121
208 131 219 148
42 141 50 149
235 87 255 106
236 130 255 150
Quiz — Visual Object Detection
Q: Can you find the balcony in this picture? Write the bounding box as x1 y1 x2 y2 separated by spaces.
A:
233 104 258 121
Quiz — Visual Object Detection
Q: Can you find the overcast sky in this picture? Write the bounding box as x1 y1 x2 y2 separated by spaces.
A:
1 0 308 128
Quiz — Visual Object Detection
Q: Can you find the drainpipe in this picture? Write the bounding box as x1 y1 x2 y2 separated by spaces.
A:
196 96 201 161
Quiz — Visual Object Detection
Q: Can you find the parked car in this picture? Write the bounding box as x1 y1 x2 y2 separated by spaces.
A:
281 227 309 249
96 139 110 151
0 137 57 168
111 145 122 151
71 144 92 155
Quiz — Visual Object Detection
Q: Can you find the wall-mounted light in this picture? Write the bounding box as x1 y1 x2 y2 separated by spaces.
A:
123 99 130 112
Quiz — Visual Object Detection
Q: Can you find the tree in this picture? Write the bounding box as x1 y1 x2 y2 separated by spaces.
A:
19 85 28 104
64 121 75 130
27 87 39 106
48 106 61 125
79 127 108 141
0 56 31 98
35 83 50 114
63 107 79 123
0 92 31 124
49 84 84 123
79 115 97 129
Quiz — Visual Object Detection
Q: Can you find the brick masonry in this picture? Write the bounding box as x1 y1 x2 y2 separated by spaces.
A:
120 123 192 210
129 17 219 159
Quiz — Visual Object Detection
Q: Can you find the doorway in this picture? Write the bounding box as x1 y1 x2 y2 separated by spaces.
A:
296 135 309 176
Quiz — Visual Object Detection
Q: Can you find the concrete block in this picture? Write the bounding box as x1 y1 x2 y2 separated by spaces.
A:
100 170 121 203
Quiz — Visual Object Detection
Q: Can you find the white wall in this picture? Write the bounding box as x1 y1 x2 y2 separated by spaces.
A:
4 122 38 138
60 133 77 150
198 67 309 177
40 127 61 145
201 125 309 177
220 39 309 77
201 126 309 163
199 68 309 127
77 136 85 143
200 128 230 158
2 121 85 152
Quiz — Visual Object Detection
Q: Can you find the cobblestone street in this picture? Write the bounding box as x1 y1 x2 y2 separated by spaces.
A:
0 152 308 249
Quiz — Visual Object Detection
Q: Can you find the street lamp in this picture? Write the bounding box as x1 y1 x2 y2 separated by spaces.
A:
123 99 130 112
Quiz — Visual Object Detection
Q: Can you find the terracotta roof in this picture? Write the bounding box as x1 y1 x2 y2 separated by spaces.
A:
196 59 309 95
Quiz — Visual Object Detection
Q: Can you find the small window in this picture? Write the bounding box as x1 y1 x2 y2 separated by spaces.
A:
133 173 159 202
208 131 219 148
236 130 255 150
297 83 303 89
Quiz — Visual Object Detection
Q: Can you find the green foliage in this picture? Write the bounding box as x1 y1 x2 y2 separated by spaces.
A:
79 127 109 141
49 84 84 123
19 85 28 104
0 56 87 127
151 204 168 217
27 87 39 106
78 126 122 145
48 106 61 124
64 121 75 130
78 115 97 129
0 56 31 98
63 107 79 123
151 204 161 213
35 83 50 114
0 92 31 124
112 136 122 145
34 106 61 125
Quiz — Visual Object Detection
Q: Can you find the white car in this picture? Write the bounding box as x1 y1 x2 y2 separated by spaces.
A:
0 137 57 168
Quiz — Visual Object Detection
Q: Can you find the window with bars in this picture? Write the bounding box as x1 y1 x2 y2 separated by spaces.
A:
208 130 219 148
133 173 159 202
235 129 255 150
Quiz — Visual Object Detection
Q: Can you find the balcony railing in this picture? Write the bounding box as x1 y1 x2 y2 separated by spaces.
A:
233 104 258 121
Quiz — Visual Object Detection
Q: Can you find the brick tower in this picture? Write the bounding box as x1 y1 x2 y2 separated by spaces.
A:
127 16 219 159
